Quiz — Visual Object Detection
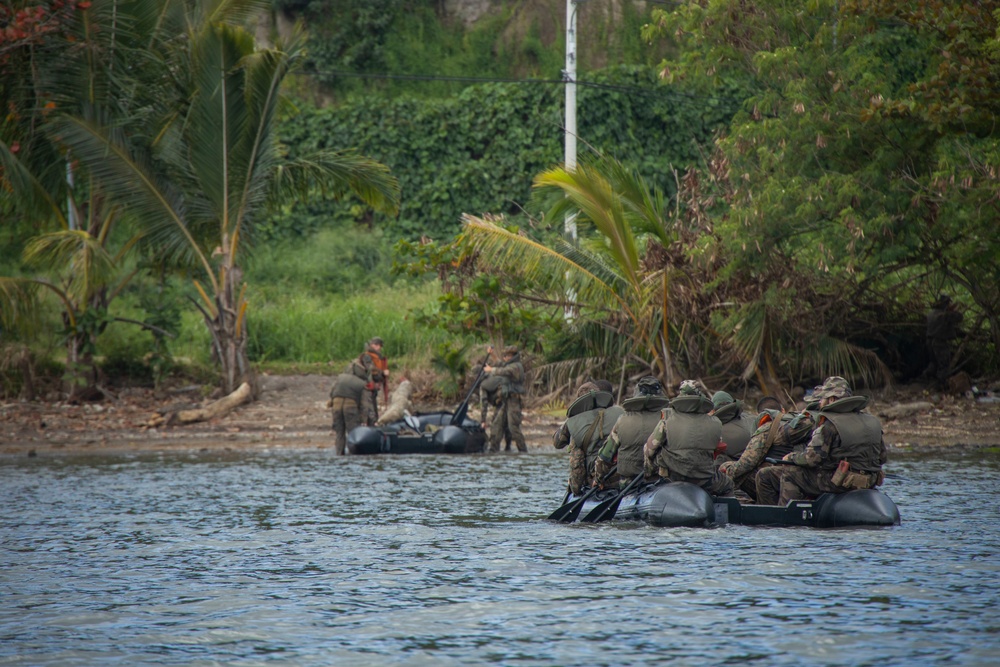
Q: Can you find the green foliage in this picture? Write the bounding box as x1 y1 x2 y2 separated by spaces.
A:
430 340 471 398
277 66 744 240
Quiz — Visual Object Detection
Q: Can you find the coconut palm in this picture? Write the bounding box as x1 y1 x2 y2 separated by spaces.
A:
461 154 685 386
49 13 400 395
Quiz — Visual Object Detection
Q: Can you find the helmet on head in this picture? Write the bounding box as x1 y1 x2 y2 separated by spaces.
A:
814 376 852 400
368 336 384 346
711 390 735 409
502 345 518 356
932 294 951 309
574 381 599 399
634 376 663 397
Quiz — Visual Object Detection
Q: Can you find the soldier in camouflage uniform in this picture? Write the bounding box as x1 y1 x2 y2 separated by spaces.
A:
479 373 512 451
720 405 816 502
553 381 625 494
710 391 758 463
594 376 669 489
767 377 887 506
483 346 527 453
643 380 734 496
329 360 370 455
359 337 389 425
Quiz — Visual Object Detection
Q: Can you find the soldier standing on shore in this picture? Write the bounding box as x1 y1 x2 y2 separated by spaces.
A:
360 337 389 425
923 295 963 390
483 345 527 453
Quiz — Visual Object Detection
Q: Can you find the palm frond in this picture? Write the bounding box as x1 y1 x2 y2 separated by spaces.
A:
23 230 119 303
806 336 894 389
461 214 631 317
0 277 40 334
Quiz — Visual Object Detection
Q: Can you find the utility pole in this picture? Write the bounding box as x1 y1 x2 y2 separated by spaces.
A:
564 0 579 245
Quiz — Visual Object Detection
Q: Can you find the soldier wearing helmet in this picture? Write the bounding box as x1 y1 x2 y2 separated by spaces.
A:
593 376 669 489
923 294 963 390
765 376 887 505
642 380 734 496
482 345 527 453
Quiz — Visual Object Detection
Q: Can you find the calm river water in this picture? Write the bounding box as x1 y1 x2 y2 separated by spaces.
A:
2 449 999 666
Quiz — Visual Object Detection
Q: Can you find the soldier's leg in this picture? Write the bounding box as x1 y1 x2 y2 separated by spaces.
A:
331 397 346 455
735 470 759 501
567 446 588 495
778 467 832 505
343 398 361 455
488 404 505 452
707 469 734 497
755 465 785 505
507 395 527 452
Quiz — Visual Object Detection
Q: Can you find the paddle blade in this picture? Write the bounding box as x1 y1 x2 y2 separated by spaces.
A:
547 497 586 523
579 495 621 523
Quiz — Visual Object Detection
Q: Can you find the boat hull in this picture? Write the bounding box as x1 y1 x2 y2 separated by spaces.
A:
347 412 486 455
560 481 900 528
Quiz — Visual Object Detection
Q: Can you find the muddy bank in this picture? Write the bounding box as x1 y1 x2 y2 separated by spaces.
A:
2 374 999 457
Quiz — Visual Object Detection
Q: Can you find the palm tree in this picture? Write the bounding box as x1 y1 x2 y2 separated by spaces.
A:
50 13 399 395
461 154 684 386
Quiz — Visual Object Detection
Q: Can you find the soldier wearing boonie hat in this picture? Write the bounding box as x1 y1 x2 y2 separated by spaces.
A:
642 379 735 497
553 380 624 494
593 376 669 488
773 376 887 505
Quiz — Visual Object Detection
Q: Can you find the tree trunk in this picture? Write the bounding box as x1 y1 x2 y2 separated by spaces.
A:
203 264 258 399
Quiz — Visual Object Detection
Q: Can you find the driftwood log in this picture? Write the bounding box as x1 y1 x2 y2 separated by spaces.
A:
148 382 252 427
376 380 414 426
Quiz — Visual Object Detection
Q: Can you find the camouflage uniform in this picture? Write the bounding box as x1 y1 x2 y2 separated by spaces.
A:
644 380 734 496
553 382 625 494
778 379 887 505
485 346 527 452
479 374 512 450
923 295 963 387
594 377 669 489
720 409 816 501
360 337 389 425
329 361 369 455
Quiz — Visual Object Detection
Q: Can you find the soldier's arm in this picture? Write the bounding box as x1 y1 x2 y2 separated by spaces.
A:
791 422 834 467
643 419 667 461
596 427 620 463
553 422 571 449
722 422 772 478
878 434 888 466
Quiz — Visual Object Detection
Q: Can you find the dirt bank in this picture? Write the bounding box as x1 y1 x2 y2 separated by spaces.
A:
2 374 999 458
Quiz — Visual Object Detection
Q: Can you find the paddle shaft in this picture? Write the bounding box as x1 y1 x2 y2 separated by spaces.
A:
580 470 647 523
450 346 493 426
764 457 900 480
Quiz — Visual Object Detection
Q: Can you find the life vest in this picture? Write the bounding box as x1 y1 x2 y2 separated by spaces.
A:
614 396 669 480
652 396 721 483
816 396 884 472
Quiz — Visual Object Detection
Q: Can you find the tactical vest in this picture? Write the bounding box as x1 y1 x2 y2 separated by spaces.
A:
653 396 721 483
817 398 884 472
480 374 510 406
615 396 669 479
496 356 526 395
330 373 367 403
714 404 755 458
566 405 625 473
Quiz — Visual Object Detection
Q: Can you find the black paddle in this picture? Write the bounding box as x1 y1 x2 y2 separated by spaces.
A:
449 346 493 427
547 465 618 523
579 470 648 524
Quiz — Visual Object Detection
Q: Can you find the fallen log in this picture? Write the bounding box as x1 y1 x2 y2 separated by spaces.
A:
148 382 252 427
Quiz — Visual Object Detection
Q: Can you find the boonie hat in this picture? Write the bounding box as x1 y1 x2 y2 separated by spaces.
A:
814 376 852 400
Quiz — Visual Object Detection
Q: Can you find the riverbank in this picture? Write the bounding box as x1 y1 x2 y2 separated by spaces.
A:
2 374 999 457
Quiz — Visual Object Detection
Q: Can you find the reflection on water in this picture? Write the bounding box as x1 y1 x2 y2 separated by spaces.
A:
2 450 999 666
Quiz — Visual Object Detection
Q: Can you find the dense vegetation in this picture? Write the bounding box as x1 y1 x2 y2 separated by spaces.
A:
2 0 998 402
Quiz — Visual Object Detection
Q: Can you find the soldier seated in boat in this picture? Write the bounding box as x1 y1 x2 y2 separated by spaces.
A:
554 380 625 494
594 376 668 489
643 380 734 497
764 376 888 506
720 397 817 503
709 391 757 463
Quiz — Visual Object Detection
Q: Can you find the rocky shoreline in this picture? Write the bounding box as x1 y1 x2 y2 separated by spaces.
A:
2 374 999 458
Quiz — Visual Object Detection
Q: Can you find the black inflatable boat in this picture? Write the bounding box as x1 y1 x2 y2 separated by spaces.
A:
346 412 486 455
556 481 901 528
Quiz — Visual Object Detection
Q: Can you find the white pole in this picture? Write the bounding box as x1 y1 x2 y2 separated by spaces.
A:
564 0 578 245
